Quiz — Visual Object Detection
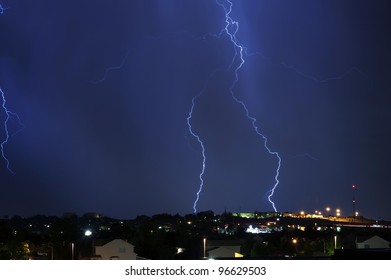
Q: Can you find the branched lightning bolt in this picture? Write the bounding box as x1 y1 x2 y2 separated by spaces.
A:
1 88 24 174
217 0 281 212
189 0 282 213
1 8 24 174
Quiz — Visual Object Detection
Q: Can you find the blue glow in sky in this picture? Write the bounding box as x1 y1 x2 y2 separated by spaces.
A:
0 0 390 220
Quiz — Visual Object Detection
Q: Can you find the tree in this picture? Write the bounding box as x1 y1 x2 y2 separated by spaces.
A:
8 241 31 259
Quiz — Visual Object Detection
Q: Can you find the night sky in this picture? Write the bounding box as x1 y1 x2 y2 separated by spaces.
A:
1 0 390 220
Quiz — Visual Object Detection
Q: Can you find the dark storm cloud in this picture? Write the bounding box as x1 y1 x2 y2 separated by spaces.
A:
0 0 390 219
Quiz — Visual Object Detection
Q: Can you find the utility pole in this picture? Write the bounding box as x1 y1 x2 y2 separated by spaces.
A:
352 184 356 217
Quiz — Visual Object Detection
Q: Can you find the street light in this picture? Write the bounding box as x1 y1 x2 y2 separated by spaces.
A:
84 230 93 258
292 238 298 254
71 242 74 260
203 238 207 259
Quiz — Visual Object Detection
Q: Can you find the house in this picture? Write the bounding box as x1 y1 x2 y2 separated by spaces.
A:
206 239 243 259
94 239 137 260
356 235 390 249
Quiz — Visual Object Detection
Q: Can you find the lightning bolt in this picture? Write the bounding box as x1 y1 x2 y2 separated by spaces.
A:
241 50 368 84
281 62 368 83
187 94 206 214
91 51 130 84
1 88 24 174
188 0 282 213
293 153 319 161
216 0 281 212
211 0 368 212
1 7 23 174
188 64 226 214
